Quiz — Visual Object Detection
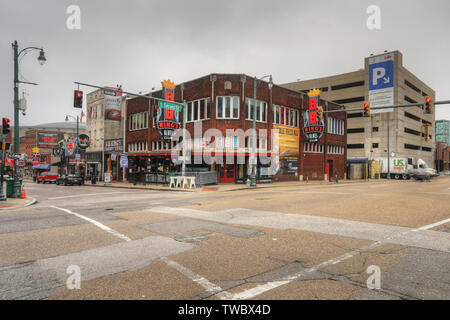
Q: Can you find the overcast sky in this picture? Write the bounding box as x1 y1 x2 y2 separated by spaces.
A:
1 0 450 126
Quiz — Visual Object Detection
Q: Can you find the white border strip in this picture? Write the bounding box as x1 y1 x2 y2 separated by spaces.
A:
50 205 131 242
161 257 233 299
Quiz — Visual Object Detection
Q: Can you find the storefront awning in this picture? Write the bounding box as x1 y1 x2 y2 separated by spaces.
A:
32 163 51 170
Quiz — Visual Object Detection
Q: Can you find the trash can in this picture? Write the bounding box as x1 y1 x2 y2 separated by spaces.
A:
6 178 22 197
375 173 379 180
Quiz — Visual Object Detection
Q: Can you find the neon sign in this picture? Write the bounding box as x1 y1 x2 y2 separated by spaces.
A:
303 89 325 143
156 79 182 140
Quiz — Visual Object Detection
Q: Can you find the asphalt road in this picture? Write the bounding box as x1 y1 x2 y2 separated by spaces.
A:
0 178 449 300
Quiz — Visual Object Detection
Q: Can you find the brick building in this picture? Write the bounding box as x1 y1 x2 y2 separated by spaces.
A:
125 74 347 183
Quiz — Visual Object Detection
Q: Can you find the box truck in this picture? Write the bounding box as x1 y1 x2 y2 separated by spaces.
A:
372 157 436 180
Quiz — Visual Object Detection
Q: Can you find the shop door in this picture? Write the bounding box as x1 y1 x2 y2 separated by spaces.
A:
327 160 333 180
219 163 235 183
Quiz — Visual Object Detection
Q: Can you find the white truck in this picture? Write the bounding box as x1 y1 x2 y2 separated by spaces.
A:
373 157 437 180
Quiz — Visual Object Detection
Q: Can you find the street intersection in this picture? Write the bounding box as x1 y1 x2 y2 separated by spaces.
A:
0 178 449 300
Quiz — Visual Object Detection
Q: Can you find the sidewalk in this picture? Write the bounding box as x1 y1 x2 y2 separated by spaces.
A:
0 196 37 210
81 178 390 193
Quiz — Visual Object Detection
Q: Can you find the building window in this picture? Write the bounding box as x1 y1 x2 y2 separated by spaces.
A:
272 104 298 127
246 98 267 122
404 111 421 122
130 112 149 131
404 144 420 150
405 80 421 94
331 81 364 91
405 127 421 136
372 143 379 148
327 117 344 135
332 96 365 104
303 143 324 153
347 144 365 149
372 127 379 132
348 112 363 118
217 96 239 119
347 128 365 134
327 145 344 154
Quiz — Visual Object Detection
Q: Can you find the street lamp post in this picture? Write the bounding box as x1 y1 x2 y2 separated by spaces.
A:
250 75 272 188
11 40 46 198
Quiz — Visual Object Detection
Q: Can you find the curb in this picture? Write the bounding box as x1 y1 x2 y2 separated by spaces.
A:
0 197 38 210
83 183 197 193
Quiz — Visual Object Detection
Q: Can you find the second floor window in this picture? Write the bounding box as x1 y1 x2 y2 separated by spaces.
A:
130 111 148 131
246 98 267 122
273 105 299 127
187 98 210 122
217 96 239 119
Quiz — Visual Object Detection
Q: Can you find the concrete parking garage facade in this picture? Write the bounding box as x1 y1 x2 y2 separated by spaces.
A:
281 51 436 166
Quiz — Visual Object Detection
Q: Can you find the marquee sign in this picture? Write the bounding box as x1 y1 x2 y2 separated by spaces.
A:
156 79 182 140
303 89 325 143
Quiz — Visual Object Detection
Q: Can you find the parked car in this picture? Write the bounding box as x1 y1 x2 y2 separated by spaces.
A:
37 172 59 184
56 174 84 186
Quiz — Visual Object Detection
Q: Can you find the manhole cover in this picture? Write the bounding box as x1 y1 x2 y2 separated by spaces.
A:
174 233 208 243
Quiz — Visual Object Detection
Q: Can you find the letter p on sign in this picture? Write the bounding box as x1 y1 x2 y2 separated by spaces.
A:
372 67 385 86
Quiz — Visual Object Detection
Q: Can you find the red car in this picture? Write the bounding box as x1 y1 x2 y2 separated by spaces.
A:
37 172 59 184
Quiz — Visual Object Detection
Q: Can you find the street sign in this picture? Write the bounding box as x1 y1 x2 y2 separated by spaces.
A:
369 52 394 114
158 101 182 112
32 147 40 153
32 158 40 166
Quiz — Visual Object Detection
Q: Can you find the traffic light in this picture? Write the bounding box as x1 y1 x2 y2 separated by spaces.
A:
74 90 83 108
2 118 11 135
317 106 324 121
425 96 432 114
363 102 371 117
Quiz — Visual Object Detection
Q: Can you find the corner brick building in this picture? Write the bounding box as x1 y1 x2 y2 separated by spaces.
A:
125 74 347 183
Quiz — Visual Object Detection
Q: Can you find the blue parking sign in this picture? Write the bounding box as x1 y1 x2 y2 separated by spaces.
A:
369 60 394 90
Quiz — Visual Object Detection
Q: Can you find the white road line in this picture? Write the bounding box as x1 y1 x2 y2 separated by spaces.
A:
50 205 131 242
160 257 233 299
48 192 132 200
414 218 450 231
218 216 450 300
50 205 229 299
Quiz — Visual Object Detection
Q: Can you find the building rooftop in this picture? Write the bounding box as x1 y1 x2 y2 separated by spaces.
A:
21 121 86 131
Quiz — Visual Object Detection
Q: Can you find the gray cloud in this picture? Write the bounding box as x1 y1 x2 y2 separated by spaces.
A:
1 0 449 125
